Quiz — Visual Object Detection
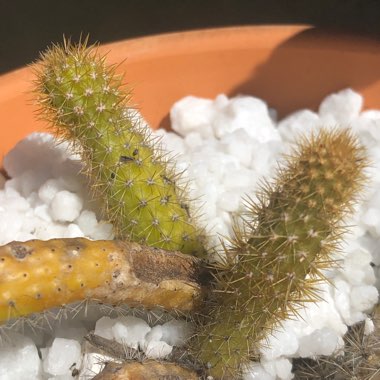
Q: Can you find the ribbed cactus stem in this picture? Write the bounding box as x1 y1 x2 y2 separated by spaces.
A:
35 39 205 256
0 238 203 323
193 129 368 379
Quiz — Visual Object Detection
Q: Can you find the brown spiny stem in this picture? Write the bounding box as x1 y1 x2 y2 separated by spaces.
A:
92 361 200 380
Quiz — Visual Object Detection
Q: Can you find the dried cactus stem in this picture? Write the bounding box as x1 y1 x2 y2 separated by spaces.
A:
0 238 204 323
93 360 199 380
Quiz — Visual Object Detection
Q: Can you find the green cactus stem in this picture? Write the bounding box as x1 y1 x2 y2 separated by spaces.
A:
192 129 368 379
34 38 205 257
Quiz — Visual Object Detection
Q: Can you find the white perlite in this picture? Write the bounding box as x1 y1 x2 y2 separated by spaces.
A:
0 88 379 379
0 333 41 380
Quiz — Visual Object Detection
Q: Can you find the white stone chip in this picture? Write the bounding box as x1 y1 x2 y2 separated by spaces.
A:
170 95 215 138
319 88 363 124
76 210 98 236
350 285 379 312
0 333 41 380
63 223 85 238
298 328 340 357
243 363 276 380
213 96 279 142
50 190 83 222
145 325 163 343
364 317 375 335
111 316 151 350
161 319 192 346
43 338 81 376
144 340 173 359
39 178 64 204
94 316 116 340
277 109 320 140
260 326 299 360
261 358 293 380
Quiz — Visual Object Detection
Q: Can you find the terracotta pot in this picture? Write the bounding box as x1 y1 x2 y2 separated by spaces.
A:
1 25 380 160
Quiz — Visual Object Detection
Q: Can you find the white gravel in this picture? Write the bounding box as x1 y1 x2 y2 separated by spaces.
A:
0 88 379 379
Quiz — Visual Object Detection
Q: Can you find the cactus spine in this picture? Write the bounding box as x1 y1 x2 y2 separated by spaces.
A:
35 39 204 256
192 129 368 379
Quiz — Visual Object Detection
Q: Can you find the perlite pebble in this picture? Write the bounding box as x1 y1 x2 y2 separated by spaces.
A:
144 340 173 359
170 95 215 138
3 132 67 178
260 326 299 360
145 325 163 342
297 328 341 357
350 285 379 311
63 223 84 238
243 363 275 380
43 338 81 376
111 316 151 350
212 96 279 141
0 333 41 380
160 319 192 346
261 358 293 380
50 190 83 222
38 179 64 204
319 88 363 124
277 109 320 140
94 316 115 340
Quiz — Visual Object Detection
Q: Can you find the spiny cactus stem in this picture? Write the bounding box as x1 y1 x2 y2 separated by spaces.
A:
34 39 205 256
193 129 368 379
0 238 205 323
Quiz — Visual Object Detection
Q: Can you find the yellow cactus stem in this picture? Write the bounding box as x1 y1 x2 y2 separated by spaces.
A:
93 361 199 380
0 238 205 323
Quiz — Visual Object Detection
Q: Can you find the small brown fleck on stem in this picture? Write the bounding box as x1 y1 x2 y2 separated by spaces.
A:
9 243 33 259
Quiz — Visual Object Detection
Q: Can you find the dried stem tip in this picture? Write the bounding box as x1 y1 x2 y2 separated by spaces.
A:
93 361 199 380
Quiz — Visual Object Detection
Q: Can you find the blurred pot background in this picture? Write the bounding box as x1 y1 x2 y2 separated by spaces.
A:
0 0 379 75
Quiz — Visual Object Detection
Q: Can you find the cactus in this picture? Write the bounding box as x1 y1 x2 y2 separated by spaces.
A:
0 238 204 323
191 129 368 379
34 38 205 256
